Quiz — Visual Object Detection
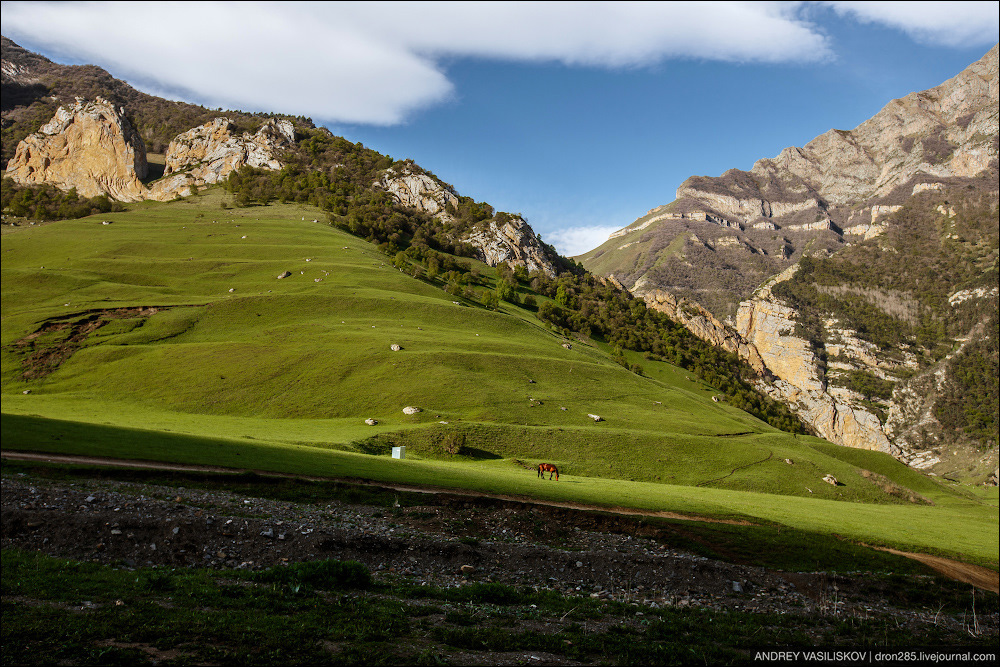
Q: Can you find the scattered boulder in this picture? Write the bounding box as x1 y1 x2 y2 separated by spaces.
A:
823 474 839 486
785 458 794 465
390 344 402 351
403 406 421 415
460 564 475 574
562 343 572 349
277 271 292 279
365 418 378 426
588 414 604 422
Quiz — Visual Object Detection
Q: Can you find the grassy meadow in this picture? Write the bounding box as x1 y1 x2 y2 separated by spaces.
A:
2 189 997 567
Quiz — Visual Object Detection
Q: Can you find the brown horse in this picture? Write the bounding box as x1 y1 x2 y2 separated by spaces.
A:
537 463 559 481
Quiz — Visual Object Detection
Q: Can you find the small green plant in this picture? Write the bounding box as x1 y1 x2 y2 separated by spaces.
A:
252 559 372 591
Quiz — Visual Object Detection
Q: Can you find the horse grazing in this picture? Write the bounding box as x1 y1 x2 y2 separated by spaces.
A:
537 463 559 481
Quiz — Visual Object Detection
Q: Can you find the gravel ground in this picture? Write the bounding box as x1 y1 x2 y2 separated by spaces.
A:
3 469 997 642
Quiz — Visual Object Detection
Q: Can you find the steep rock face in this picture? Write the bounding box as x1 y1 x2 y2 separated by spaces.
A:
638 260 905 455
465 216 557 277
733 266 895 454
148 118 294 201
377 167 558 277
676 44 997 226
638 280 766 375
5 97 148 201
376 166 459 220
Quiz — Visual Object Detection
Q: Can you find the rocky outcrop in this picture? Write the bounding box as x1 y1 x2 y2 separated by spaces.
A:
5 97 148 201
635 261 898 454
377 167 558 277
148 118 294 201
376 166 459 220
731 266 894 453
5 100 295 203
465 215 557 277
637 279 766 375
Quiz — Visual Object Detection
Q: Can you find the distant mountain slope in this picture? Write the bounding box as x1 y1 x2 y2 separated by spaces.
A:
580 45 999 481
581 44 998 321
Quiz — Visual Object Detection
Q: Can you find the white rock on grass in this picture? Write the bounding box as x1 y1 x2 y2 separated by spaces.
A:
403 406 421 415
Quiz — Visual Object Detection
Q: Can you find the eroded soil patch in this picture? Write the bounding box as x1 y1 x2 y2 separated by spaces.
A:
11 306 165 378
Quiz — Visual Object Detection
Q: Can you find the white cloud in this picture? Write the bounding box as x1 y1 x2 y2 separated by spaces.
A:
1 1 832 124
4 1 994 125
546 225 623 257
822 1 999 47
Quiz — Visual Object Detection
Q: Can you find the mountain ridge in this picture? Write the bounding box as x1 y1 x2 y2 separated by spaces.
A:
579 45 999 481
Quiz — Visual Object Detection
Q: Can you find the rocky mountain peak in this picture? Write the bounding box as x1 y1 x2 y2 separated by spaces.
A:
581 45 999 475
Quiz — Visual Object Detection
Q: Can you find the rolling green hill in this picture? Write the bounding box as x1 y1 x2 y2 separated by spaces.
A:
2 190 790 466
2 189 997 565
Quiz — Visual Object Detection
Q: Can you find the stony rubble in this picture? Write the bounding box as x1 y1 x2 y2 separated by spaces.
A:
3 471 995 635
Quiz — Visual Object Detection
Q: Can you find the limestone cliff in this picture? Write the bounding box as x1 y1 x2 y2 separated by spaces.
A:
638 279 766 376
734 266 898 455
464 215 557 277
375 166 460 221
636 263 895 454
5 97 148 202
148 118 295 201
376 166 559 277
5 99 295 202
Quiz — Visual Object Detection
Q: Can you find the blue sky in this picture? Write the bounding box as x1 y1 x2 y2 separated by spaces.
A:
2 2 997 255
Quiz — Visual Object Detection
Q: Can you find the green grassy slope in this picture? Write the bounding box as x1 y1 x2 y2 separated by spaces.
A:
2 190 996 564
2 413 996 566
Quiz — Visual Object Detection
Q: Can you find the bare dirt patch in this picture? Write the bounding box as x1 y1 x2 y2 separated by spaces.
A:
873 547 1000 594
10 306 165 379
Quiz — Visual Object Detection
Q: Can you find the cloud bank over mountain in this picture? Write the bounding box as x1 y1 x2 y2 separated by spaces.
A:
3 1 994 125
